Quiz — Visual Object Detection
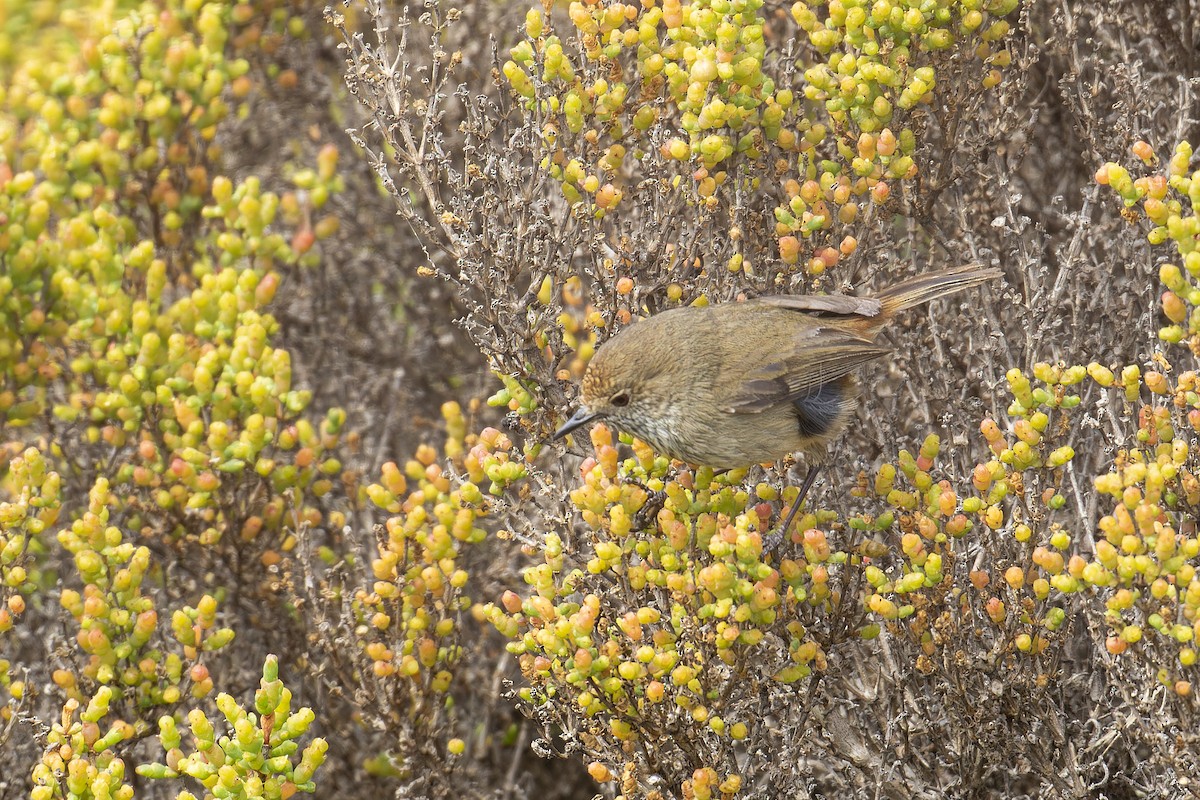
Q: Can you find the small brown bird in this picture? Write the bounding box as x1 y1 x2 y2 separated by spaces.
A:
554 264 1001 539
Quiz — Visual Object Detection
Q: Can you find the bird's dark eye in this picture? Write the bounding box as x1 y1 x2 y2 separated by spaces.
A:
611 390 631 407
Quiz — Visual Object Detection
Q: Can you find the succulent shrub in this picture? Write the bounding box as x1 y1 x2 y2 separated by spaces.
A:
333 0 1200 796
5 0 1200 797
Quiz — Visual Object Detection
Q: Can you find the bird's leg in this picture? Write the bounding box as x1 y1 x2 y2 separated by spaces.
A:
780 464 820 536
763 464 820 555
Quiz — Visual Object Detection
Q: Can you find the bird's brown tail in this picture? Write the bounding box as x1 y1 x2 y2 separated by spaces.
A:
876 263 1002 315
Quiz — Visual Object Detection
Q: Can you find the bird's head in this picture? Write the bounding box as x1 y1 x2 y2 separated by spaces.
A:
552 326 683 450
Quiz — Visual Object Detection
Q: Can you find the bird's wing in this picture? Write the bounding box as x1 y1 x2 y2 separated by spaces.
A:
751 293 883 318
722 326 890 414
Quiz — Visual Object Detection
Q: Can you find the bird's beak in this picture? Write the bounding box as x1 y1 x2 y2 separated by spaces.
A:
553 407 601 441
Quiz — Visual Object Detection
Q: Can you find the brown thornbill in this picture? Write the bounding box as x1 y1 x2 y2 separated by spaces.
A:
554 264 1002 543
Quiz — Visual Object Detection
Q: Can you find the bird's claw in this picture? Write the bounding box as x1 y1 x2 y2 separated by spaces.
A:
632 489 667 530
